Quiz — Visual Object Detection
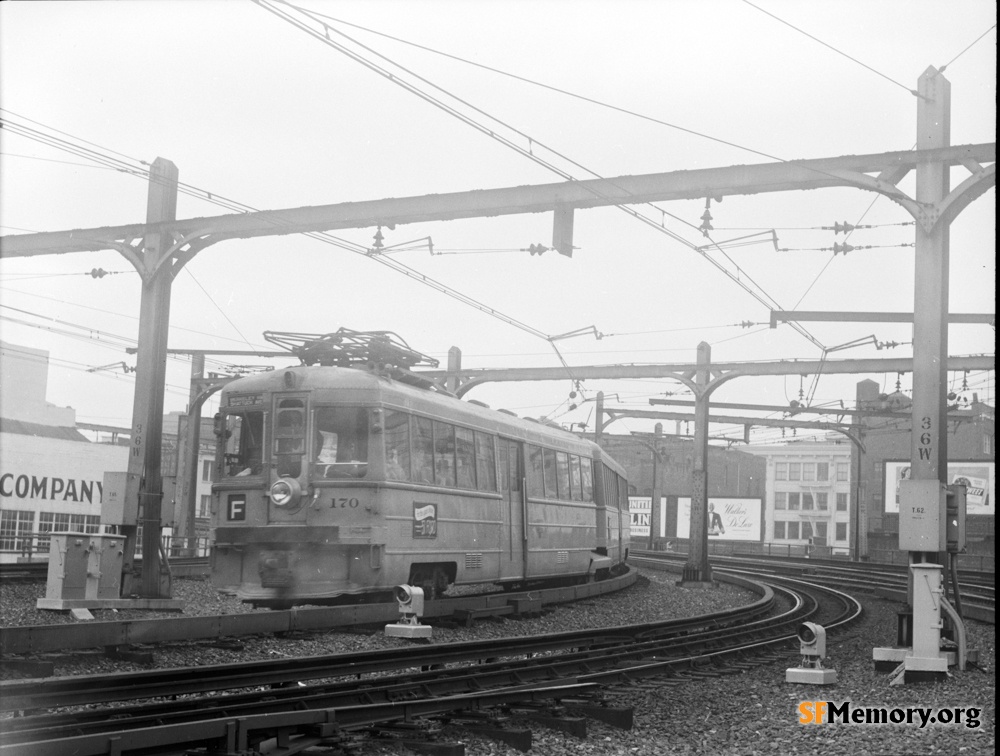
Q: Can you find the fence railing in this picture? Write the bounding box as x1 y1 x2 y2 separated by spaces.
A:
1 531 213 562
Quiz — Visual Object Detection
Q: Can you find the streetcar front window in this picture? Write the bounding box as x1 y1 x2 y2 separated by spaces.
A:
313 407 369 479
222 410 264 477
275 399 306 478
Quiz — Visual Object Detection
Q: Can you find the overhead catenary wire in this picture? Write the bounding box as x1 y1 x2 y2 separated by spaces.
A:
0 112 555 344
256 0 828 353
741 0 921 97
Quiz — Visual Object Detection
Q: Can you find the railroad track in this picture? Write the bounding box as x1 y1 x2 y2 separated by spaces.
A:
632 550 995 625
1 569 635 659
0 571 861 755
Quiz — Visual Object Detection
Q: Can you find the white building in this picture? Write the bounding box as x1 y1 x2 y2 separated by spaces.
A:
743 439 853 555
0 341 214 562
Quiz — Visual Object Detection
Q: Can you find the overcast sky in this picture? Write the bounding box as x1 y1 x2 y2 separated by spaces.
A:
0 0 995 443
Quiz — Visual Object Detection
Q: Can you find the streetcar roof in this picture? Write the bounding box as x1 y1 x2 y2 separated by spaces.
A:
219 365 619 466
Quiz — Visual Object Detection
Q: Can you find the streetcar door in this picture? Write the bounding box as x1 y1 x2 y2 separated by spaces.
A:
498 438 526 580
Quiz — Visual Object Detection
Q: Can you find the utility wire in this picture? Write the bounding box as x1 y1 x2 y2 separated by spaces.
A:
257 0 827 351
0 113 554 344
741 0 920 96
940 24 997 71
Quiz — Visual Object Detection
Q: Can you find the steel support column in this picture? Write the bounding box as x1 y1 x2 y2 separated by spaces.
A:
909 67 951 571
121 158 178 598
682 342 712 584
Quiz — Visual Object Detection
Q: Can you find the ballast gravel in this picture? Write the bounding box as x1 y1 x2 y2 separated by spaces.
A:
1 571 994 755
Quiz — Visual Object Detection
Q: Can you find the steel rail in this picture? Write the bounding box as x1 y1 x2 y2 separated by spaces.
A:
0 574 769 711
1 574 861 756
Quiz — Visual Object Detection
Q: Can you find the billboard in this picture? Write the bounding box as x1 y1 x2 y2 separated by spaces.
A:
628 496 666 539
884 461 994 516
675 497 764 541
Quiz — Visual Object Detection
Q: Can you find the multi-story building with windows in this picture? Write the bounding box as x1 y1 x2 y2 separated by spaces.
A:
1 341 216 562
743 440 853 554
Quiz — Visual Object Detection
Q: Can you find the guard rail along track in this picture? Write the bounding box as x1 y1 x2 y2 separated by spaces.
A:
1 569 863 756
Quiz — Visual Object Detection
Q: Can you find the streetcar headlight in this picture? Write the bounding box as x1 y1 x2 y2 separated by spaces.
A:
269 477 302 508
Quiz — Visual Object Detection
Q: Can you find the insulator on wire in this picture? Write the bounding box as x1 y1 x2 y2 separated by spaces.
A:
89 268 108 278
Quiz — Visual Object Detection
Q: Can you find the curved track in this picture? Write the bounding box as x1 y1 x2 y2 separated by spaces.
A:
1 568 861 756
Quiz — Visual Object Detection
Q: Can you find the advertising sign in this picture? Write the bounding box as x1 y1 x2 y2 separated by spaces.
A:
676 497 763 541
628 496 666 539
884 461 994 516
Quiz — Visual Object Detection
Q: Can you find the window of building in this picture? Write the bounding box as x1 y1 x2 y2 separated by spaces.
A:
787 522 800 540
815 522 827 540
836 522 848 542
817 462 829 481
802 522 813 540
775 462 788 481
202 460 213 482
816 492 828 510
37 512 72 553
788 463 801 481
836 463 849 482
788 492 800 511
984 434 993 455
836 492 848 511
802 463 816 482
774 521 786 539
0 510 34 552
774 492 787 509
199 494 211 518
802 493 814 511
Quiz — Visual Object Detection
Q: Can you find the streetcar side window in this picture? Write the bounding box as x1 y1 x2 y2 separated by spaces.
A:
499 439 510 493
222 410 264 477
455 427 476 489
542 449 558 499
433 421 456 487
581 458 594 502
569 455 583 501
555 452 570 500
313 407 369 479
384 410 410 481
475 432 497 492
412 416 435 484
527 445 544 498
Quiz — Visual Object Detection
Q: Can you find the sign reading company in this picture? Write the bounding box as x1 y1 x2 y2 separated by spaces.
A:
675 497 763 541
0 472 102 503
0 434 128 516
884 460 994 516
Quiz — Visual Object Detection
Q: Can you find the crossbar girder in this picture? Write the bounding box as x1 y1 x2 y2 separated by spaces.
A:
443 355 993 397
1 143 993 259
